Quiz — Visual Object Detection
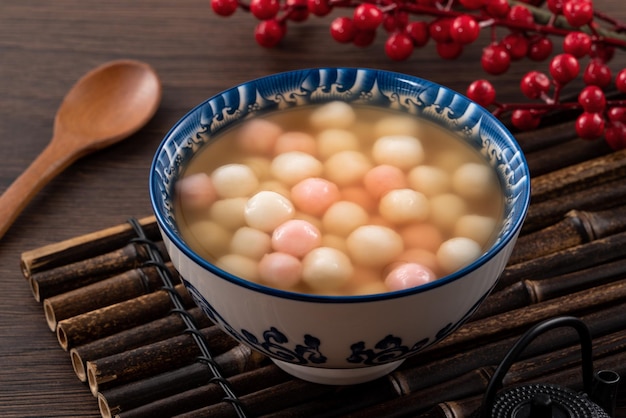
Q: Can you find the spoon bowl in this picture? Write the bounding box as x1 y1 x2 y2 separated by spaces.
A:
0 59 161 239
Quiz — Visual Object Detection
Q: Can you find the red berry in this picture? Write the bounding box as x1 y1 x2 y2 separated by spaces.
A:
616 69 626 93
286 0 309 21
385 32 414 61
583 61 612 88
549 53 580 85
508 5 534 25
589 43 615 62
520 71 551 99
486 0 510 18
353 29 377 47
563 32 592 58
450 16 480 45
250 0 280 19
406 21 429 47
467 80 496 107
576 112 605 139
501 33 529 61
429 18 453 43
527 37 553 61
383 12 409 32
563 0 594 28
460 0 487 9
482 44 511 75
211 0 239 16
578 86 606 113
353 4 384 31
436 41 463 60
546 0 565 14
307 0 332 16
605 122 626 150
511 109 541 130
608 107 626 124
330 17 355 43
416 0 439 4
254 19 286 47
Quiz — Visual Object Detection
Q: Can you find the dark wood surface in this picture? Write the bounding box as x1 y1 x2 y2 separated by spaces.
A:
1 1 625 416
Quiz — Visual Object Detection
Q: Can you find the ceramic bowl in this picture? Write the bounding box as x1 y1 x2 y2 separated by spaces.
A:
150 68 531 385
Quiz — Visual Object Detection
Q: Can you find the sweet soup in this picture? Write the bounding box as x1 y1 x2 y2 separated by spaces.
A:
175 101 504 296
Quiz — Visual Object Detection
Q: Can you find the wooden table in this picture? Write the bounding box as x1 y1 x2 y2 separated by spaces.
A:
1 1 625 417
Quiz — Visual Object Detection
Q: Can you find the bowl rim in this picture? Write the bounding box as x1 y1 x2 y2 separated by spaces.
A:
150 67 531 303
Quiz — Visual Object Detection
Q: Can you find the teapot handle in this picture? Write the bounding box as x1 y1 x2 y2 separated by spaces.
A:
479 316 594 418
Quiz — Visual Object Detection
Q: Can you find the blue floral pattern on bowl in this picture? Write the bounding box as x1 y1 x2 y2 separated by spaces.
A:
184 279 490 366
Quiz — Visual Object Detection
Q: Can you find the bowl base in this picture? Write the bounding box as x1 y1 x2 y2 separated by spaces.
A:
271 359 405 385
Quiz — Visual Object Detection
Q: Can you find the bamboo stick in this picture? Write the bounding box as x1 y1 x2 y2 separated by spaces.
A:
173 378 338 418
472 258 626 321
56 283 194 351
106 357 282 418
521 178 626 234
104 365 289 418
420 279 626 361
496 230 626 291
29 240 167 302
509 205 626 265
70 306 212 382
525 136 611 177
530 148 626 204
424 396 482 418
20 215 158 278
44 263 178 331
86 325 239 395
514 120 578 153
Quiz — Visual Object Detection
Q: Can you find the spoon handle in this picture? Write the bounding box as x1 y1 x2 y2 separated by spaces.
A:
0 137 79 240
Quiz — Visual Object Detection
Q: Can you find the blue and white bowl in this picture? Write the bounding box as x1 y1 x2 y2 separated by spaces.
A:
150 68 531 385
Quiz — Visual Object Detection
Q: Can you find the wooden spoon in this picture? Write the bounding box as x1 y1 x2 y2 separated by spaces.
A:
0 59 161 240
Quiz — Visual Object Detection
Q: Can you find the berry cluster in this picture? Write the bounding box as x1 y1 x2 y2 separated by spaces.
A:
210 0 626 149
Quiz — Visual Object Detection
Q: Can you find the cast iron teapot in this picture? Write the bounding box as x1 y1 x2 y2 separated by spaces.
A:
472 316 620 418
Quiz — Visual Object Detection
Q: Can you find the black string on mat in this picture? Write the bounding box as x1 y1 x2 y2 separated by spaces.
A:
128 217 249 418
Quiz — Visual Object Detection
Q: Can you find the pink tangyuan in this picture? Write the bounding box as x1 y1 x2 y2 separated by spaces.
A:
384 262 437 291
271 219 322 258
176 172 218 211
290 177 341 216
258 252 303 289
363 164 409 199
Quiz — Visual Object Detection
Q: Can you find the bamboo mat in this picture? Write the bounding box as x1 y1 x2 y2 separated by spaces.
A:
21 127 626 418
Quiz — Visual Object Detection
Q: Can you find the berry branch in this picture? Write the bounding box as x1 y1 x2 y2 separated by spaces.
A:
209 0 626 149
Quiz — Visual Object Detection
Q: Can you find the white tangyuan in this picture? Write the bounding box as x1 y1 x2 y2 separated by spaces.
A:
436 237 482 275
407 165 451 197
187 220 232 259
230 226 272 260
209 197 248 230
324 150 372 186
429 193 468 232
316 129 359 159
372 135 425 170
452 162 498 200
216 254 260 282
322 201 370 236
374 115 421 137
346 225 404 268
454 214 498 247
211 164 259 198
270 151 323 186
302 247 353 291
309 101 357 130
244 191 295 232
379 189 430 224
